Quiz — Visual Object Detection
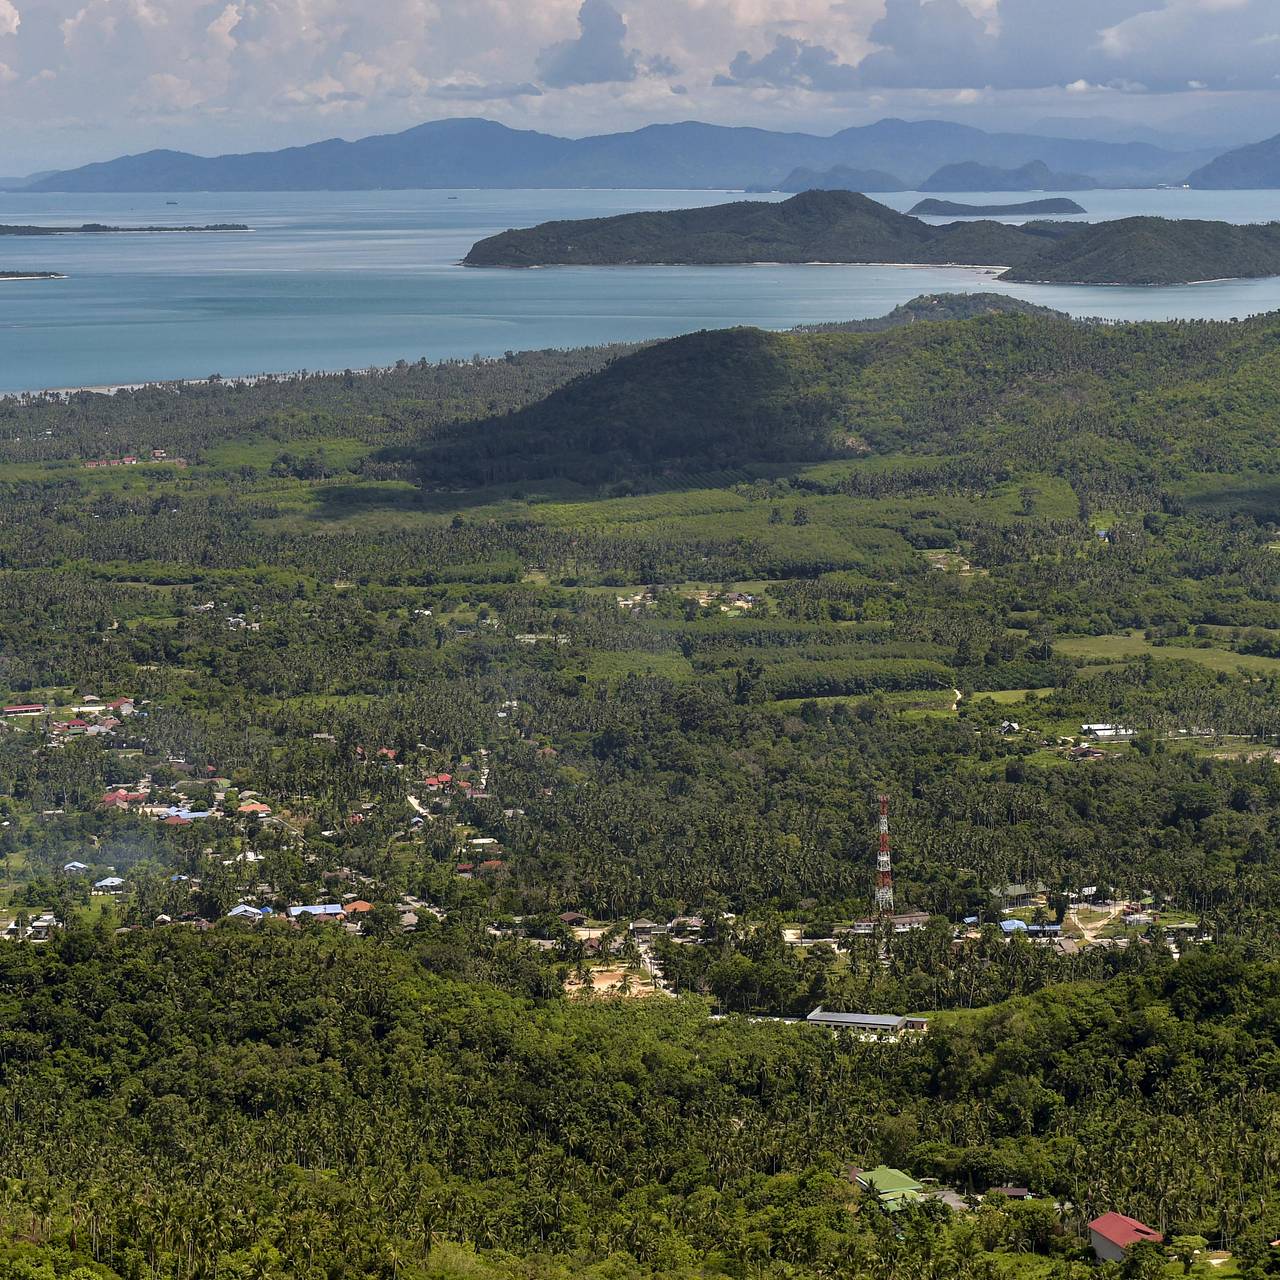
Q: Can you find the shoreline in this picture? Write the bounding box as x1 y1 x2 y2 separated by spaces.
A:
466 259 1265 287
8 363 399 399
465 258 1009 272
0 273 65 281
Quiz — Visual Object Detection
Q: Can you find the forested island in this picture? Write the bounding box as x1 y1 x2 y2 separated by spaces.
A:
918 159 1097 191
0 269 62 279
10 299 1280 1276
909 197 1086 216
464 189 1280 285
0 222 250 235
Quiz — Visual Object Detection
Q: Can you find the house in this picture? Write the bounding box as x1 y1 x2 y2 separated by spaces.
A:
344 900 374 915
3 913 60 943
988 1186 1032 1200
806 1009 929 1038
2 704 44 717
853 1167 925 1212
93 876 125 893
669 916 704 935
237 801 272 815
844 911 931 936
1026 922 1061 938
629 918 666 943
994 882 1046 909
26 913 58 942
288 904 346 921
1081 723 1136 740
1088 1213 1162 1264
101 788 146 810
226 904 269 922
62 861 90 873
889 911 931 932
1000 919 1029 935
559 911 587 927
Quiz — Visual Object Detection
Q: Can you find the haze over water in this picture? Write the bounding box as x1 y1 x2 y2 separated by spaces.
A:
2 187 1280 394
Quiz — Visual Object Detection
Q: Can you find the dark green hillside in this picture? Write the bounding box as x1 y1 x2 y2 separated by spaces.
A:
774 163 908 192
1001 215 1280 284
466 191 1280 285
418 327 847 485
1187 130 1280 188
417 303 1280 487
463 189 1060 269
909 198 1086 216
919 159 1096 191
795 291 1067 331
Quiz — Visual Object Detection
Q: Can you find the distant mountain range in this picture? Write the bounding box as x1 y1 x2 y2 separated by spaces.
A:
463 189 1280 286
1188 131 1280 188
17 116 1216 193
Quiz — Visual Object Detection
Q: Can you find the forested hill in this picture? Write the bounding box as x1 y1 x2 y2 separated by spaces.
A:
462 190 1068 269
1000 216 1280 285
909 198 1086 217
414 303 1280 487
793 290 1066 331
918 159 1096 191
463 191 1280 285
1187 130 1280 188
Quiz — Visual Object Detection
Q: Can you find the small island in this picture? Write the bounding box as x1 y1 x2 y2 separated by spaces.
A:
0 270 63 280
910 198 1086 217
0 223 250 236
464 190 1280 286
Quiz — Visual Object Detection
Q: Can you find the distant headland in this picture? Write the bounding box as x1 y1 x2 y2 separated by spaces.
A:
0 224 250 236
909 198 1086 217
464 190 1280 287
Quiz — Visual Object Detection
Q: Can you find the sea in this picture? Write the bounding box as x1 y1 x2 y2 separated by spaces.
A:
1 186 1280 395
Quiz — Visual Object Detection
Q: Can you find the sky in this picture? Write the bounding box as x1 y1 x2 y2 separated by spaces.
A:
2 0 1280 172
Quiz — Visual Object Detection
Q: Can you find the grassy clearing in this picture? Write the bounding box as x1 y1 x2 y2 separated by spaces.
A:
581 651 695 682
971 688 1055 705
1056 631 1280 675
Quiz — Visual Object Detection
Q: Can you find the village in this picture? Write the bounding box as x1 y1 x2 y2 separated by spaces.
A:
0 689 1235 1271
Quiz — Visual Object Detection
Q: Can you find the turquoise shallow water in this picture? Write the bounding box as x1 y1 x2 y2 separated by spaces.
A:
2 187 1280 393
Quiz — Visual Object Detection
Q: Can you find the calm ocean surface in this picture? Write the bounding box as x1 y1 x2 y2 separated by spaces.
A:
2 187 1280 393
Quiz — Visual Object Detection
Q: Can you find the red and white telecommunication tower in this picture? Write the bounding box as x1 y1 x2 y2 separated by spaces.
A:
875 793 895 914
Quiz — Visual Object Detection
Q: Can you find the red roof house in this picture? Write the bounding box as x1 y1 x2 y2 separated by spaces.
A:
1089 1213 1162 1263
102 789 146 809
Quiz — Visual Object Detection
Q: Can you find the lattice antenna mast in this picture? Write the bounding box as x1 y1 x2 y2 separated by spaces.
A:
875 793 895 914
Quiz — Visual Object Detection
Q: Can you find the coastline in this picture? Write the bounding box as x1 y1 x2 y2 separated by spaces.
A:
466 258 1267 287
465 258 1009 272
0 273 65 281
12 363 395 399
